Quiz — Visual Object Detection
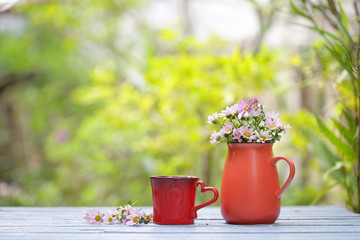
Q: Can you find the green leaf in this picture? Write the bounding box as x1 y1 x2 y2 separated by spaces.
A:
304 130 344 186
304 129 338 169
323 161 344 180
290 0 312 20
331 118 354 146
310 182 338 205
125 200 133 206
338 2 349 33
294 22 351 64
343 107 356 134
316 116 354 158
297 24 342 44
334 3 354 47
324 44 354 78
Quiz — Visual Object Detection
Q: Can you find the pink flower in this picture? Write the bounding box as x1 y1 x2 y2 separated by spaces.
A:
232 128 243 142
142 212 153 223
266 118 283 130
102 211 116 225
219 123 233 137
119 204 133 219
239 125 256 141
249 108 261 117
210 130 221 144
83 209 102 224
112 209 122 223
250 97 258 106
239 98 252 112
55 129 69 143
125 209 141 226
265 111 283 130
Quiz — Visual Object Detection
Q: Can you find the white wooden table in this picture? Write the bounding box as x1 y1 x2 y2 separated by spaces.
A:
0 206 359 239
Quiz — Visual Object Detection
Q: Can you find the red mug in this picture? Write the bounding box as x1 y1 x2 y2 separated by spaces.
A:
150 175 219 225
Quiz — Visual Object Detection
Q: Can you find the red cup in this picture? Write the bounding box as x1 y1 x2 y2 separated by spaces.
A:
150 175 219 225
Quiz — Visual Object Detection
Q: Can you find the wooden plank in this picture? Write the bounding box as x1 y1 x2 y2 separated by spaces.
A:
1 233 360 240
0 218 359 225
1 224 360 233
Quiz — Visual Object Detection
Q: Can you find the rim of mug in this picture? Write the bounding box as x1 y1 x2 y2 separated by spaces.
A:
150 175 199 180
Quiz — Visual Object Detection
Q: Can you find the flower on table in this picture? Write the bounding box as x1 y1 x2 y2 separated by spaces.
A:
120 204 132 216
83 209 102 224
83 202 153 226
112 209 122 223
103 210 116 225
142 212 153 223
125 209 142 226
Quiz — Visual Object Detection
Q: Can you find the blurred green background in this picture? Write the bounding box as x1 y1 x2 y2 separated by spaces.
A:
0 0 356 207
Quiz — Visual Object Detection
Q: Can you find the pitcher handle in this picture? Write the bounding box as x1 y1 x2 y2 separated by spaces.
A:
192 181 219 219
271 156 295 199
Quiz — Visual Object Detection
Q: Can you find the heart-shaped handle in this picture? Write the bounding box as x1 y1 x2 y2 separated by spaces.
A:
192 181 219 219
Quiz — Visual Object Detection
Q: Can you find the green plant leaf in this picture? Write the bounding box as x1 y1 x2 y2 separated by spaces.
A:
316 117 354 156
316 116 354 158
331 118 354 146
338 2 349 33
290 0 312 20
333 3 354 47
310 182 338 205
323 161 344 180
343 107 356 134
304 129 338 169
324 44 354 79
295 23 343 44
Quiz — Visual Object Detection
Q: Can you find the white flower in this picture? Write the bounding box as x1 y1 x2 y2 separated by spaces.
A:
210 130 221 144
255 130 272 143
219 123 233 137
266 111 279 121
282 124 292 133
102 211 116 225
219 105 239 119
238 125 256 141
207 112 219 124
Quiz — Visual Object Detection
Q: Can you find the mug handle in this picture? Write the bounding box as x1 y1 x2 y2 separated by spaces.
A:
192 181 219 219
271 156 296 199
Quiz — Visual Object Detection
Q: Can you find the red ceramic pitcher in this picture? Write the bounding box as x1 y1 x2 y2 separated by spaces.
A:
150 176 219 225
220 143 295 224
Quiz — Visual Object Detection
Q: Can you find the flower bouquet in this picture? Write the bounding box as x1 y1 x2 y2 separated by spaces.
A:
207 97 291 144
